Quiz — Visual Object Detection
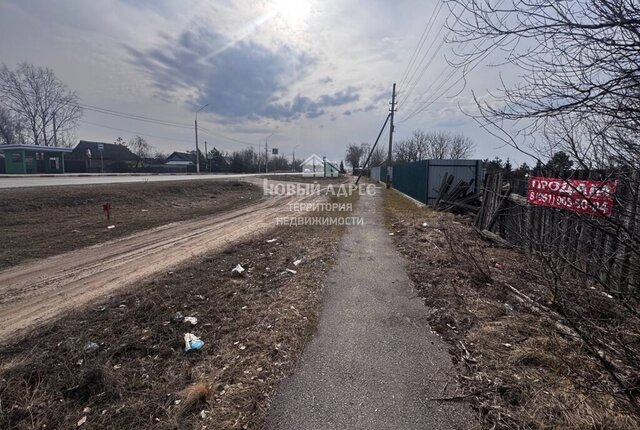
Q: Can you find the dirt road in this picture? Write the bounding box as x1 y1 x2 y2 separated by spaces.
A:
0 187 320 341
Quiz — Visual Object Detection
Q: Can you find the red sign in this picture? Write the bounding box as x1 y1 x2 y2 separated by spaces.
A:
527 176 617 217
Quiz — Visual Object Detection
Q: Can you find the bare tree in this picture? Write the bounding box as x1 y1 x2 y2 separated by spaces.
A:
446 133 475 159
394 130 474 162
345 143 365 171
0 63 82 146
0 107 24 145
445 0 640 169
369 145 387 167
127 135 151 168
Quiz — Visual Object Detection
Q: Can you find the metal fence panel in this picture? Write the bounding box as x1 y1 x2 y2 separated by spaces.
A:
393 160 428 203
425 159 482 205
370 166 382 181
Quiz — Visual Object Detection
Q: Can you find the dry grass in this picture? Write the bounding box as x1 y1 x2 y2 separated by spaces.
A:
0 180 262 270
384 188 640 429
0 197 355 429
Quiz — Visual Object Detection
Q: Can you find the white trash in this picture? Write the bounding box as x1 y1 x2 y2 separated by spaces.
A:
231 264 245 276
183 317 198 325
184 333 204 351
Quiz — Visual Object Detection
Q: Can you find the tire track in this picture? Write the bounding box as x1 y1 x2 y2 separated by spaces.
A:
0 188 323 341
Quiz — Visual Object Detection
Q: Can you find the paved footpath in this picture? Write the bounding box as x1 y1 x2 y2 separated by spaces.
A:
266 189 475 430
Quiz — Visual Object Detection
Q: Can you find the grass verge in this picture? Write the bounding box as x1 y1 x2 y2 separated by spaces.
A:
0 180 261 270
383 188 640 429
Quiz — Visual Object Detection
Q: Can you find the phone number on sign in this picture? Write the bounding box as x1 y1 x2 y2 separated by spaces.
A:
528 190 611 215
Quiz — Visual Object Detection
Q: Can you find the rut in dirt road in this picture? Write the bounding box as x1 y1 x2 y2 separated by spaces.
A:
0 190 322 342
266 189 475 430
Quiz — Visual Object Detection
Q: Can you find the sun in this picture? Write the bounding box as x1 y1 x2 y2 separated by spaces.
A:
273 0 312 28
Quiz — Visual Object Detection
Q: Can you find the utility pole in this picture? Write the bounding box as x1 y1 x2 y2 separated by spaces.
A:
204 140 208 173
52 111 58 147
386 83 396 189
194 104 208 174
291 144 300 172
265 133 274 174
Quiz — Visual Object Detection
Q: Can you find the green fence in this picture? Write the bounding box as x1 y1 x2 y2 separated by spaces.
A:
372 159 483 206
392 160 428 203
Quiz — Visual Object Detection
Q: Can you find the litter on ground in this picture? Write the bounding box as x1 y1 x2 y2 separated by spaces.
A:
183 316 198 325
232 264 246 276
184 333 204 351
83 341 98 352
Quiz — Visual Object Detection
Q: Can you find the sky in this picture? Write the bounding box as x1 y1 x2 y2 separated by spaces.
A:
0 0 530 165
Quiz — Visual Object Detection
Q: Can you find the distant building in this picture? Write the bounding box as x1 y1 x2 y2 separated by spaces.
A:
66 140 140 173
165 152 195 167
0 144 72 174
301 154 340 178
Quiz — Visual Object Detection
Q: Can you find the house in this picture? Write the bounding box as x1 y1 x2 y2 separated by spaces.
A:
165 152 195 167
0 144 73 174
65 140 140 173
324 160 340 178
301 154 340 178
163 152 196 173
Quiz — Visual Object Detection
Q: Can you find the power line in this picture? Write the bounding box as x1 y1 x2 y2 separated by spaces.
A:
397 0 445 92
398 1 510 123
80 120 235 153
399 34 510 124
3 84 269 150
397 0 452 107
197 125 262 147
79 103 193 129
397 37 447 108
80 120 190 144
79 102 262 147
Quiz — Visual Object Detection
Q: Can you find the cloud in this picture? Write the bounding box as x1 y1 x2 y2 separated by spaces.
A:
127 27 359 121
258 86 359 120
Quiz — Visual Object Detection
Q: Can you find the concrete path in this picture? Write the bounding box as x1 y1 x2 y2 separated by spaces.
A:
266 188 475 430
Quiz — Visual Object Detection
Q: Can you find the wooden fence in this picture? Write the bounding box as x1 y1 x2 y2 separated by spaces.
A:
476 173 640 295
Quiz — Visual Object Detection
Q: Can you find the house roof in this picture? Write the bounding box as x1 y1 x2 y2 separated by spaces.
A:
301 154 324 166
0 144 73 153
166 152 195 163
73 141 139 161
325 160 340 171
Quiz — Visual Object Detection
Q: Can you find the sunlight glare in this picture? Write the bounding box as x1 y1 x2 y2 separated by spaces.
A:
273 0 312 28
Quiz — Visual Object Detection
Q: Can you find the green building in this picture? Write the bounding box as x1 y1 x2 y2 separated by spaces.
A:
0 144 72 174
